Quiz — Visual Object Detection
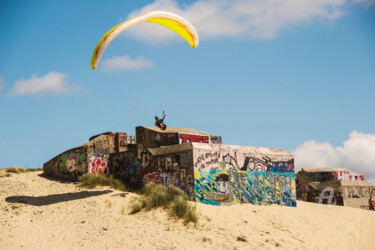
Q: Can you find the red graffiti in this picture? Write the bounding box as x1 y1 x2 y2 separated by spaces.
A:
143 172 161 185
90 158 108 175
140 169 152 176
179 134 209 144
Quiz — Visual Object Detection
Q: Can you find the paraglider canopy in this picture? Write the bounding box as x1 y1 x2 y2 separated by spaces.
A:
91 11 199 70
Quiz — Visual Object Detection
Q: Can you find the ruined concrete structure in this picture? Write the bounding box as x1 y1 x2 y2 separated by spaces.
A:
296 168 375 207
44 126 297 206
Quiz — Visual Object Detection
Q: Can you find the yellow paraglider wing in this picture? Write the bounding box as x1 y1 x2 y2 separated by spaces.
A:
146 18 196 48
91 11 199 69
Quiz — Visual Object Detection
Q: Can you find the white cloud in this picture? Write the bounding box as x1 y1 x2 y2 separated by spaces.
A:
102 55 154 72
8 72 81 96
0 76 4 93
292 131 375 179
125 0 350 43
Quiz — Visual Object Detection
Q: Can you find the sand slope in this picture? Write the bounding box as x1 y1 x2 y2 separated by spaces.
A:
1 170 374 250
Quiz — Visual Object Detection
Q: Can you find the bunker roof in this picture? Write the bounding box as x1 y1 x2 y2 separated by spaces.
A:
148 142 293 158
301 168 362 174
140 126 215 135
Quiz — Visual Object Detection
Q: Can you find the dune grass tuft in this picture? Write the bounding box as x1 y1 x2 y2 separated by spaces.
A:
130 183 198 225
78 173 127 192
237 236 247 242
6 167 43 174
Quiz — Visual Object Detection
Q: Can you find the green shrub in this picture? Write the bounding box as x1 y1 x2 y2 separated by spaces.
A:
130 183 198 225
78 173 127 192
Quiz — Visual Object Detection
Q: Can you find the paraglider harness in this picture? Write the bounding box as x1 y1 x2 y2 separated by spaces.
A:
155 111 167 130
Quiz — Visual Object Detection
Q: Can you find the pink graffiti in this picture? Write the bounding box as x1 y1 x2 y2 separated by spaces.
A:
90 158 108 175
143 172 161 185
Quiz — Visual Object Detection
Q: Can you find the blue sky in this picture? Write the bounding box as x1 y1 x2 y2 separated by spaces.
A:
1 0 374 178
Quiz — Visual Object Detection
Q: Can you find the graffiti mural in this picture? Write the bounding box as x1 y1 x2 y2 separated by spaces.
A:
194 149 296 206
59 153 87 174
195 170 296 206
240 156 272 171
89 156 109 175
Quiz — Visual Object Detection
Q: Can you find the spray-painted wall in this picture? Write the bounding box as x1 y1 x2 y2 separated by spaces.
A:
193 145 296 206
135 126 221 150
43 132 130 180
108 149 195 197
43 146 88 179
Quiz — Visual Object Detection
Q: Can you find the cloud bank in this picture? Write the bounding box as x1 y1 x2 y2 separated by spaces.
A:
292 131 375 180
8 72 81 96
125 0 372 43
102 55 154 72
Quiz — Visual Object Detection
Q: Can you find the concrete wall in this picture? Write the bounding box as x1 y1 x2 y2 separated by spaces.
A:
43 146 87 180
192 144 296 206
43 132 129 179
135 126 222 150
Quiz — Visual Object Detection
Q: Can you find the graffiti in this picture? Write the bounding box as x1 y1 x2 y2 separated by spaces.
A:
194 151 221 170
210 136 222 144
66 155 76 172
59 153 86 174
118 133 127 147
104 134 115 149
159 173 184 188
155 133 161 141
195 170 296 206
109 152 140 180
343 186 371 198
270 162 294 172
143 172 161 185
316 187 336 205
89 157 108 175
240 156 272 171
214 174 231 203
179 133 209 144
222 154 239 170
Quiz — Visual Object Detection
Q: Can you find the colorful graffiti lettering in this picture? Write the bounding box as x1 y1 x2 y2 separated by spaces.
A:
270 162 294 172
179 133 209 144
59 153 86 174
89 157 108 175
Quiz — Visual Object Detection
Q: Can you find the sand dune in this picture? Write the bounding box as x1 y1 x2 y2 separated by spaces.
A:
1 170 374 250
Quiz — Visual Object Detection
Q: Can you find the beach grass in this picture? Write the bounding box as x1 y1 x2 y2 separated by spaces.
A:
130 183 198 225
6 167 43 174
78 173 127 192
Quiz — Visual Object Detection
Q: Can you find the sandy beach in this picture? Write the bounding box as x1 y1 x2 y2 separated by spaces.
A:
1 170 374 250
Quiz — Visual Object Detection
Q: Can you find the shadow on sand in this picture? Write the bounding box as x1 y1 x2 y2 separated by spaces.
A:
5 190 113 206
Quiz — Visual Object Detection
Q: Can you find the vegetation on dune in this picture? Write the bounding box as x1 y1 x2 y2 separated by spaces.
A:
78 173 127 192
6 167 43 174
237 236 247 242
130 183 198 226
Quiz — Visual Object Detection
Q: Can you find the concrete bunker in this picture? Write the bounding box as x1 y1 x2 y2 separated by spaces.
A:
44 126 296 206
